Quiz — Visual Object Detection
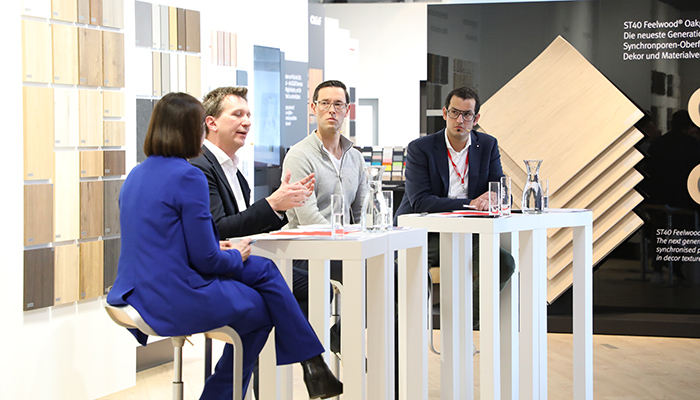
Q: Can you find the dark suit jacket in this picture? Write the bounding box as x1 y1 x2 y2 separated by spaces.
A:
190 146 286 239
396 129 504 217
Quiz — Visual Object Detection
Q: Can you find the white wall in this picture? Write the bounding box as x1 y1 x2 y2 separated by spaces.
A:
324 3 427 147
3 1 308 399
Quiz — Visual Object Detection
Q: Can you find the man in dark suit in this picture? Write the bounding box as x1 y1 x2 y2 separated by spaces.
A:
395 86 515 328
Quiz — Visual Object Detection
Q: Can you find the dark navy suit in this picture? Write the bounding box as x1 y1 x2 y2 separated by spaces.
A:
107 155 322 399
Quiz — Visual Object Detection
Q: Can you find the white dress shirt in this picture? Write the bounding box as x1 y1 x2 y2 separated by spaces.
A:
203 139 247 212
445 131 471 199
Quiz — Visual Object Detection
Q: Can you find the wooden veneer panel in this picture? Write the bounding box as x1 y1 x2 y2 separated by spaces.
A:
52 24 79 85
151 3 161 49
54 151 80 242
185 9 200 52
186 55 201 98
54 88 80 147
80 240 104 300
103 150 125 176
78 27 103 86
80 150 104 177
102 0 124 29
77 0 89 24
169 53 179 92
24 248 55 311
479 36 643 195
177 8 186 51
22 0 51 18
24 86 55 181
25 184 54 246
152 51 162 97
103 90 125 117
22 20 52 83
159 4 169 50
102 31 125 88
80 180 104 238
161 52 171 95
52 0 78 23
78 89 103 146
210 31 218 65
134 1 152 47
103 179 123 236
230 33 237 67
223 32 230 66
103 121 125 146
103 237 120 294
168 6 177 51
54 244 80 305
547 212 643 303
89 0 102 25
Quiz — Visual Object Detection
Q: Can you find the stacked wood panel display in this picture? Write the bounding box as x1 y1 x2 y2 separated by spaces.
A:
478 36 645 303
21 0 125 311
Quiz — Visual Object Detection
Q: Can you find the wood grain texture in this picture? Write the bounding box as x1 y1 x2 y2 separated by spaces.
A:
103 150 125 176
77 0 89 24
54 151 80 242
159 4 169 50
152 51 162 97
78 89 103 146
54 243 80 305
185 55 201 98
24 86 55 181
22 20 52 83
102 31 125 87
80 240 104 300
80 180 104 239
103 179 123 236
24 248 55 311
80 150 103 177
52 0 78 23
134 1 152 47
102 90 125 117
25 184 54 246
185 9 200 52
102 0 124 29
479 36 643 194
103 121 125 146
168 6 177 51
52 24 79 85
151 3 160 49
103 237 120 294
78 27 103 86
54 88 80 147
89 0 102 25
177 8 186 51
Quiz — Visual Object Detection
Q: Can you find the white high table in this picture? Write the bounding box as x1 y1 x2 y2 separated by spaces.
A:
398 210 593 400
248 227 428 400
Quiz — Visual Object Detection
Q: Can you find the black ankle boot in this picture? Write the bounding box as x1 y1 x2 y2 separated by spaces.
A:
301 355 343 399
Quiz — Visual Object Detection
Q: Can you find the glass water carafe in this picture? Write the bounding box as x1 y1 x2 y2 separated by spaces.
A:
521 159 544 214
361 165 388 232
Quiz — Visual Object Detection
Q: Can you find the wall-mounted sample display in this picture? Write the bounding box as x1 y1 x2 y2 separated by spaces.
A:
103 121 125 146
102 0 124 29
168 6 177 51
89 0 102 25
103 237 120 294
80 150 104 177
151 3 160 49
78 89 103 146
103 31 125 87
80 180 104 238
177 8 185 51
22 19 52 83
78 27 103 86
54 151 80 242
52 24 79 85
52 0 78 22
161 52 171 94
102 90 125 117
21 0 51 19
185 10 200 52
159 4 169 50
24 248 54 311
23 86 55 180
136 99 154 163
54 243 80 305
178 53 186 92
103 150 125 176
77 0 89 24
24 184 54 246
152 51 162 96
103 179 123 236
133 48 153 96
134 1 152 47
80 240 104 300
169 53 179 92
186 55 201 98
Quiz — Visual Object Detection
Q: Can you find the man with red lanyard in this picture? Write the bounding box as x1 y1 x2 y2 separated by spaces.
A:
395 86 515 330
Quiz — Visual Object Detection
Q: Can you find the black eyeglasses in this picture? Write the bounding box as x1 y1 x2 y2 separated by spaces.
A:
314 100 348 113
447 108 476 122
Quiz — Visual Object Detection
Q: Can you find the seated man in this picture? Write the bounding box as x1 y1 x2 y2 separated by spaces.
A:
395 86 515 328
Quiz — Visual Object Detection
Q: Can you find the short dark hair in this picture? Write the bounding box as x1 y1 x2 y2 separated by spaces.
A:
144 92 204 159
313 80 350 104
201 87 248 134
444 87 481 115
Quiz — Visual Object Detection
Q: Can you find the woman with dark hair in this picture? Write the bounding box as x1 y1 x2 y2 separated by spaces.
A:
107 92 342 399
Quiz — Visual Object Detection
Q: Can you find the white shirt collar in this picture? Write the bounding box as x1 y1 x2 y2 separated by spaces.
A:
444 130 471 155
204 139 240 169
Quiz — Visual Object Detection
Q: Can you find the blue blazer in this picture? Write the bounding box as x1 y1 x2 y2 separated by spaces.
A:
396 129 504 217
107 156 257 343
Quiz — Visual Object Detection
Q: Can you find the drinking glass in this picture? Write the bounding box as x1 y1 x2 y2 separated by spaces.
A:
542 179 550 212
330 194 344 238
381 190 393 231
500 176 511 216
488 181 501 216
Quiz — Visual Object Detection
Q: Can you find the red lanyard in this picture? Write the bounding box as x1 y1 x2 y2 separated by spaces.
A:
447 147 469 189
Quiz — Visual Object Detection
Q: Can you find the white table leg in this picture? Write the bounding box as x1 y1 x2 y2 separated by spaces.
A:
367 252 393 399
308 259 331 363
480 232 501 400
573 224 593 400
342 259 367 399
500 232 519 400
534 229 548 400
519 230 539 400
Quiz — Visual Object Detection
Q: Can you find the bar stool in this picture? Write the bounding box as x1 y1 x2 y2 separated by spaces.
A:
105 303 245 400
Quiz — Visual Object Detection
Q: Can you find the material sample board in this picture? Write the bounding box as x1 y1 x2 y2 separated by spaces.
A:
24 248 55 311
54 244 80 305
78 27 103 86
24 184 54 246
103 31 125 87
80 240 104 300
22 19 52 83
103 179 123 236
24 86 55 180
80 180 104 239
54 150 80 242
52 24 79 85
